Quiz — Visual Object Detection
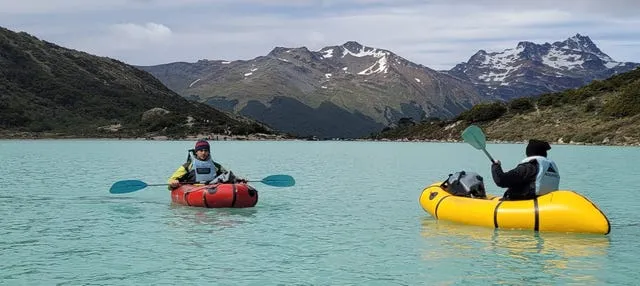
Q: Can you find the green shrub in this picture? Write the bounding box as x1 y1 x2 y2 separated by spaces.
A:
508 98 534 114
26 121 53 132
458 102 507 123
602 84 640 117
141 114 184 132
537 93 567 107
591 134 607 144
582 101 597 113
561 133 574 143
398 117 415 127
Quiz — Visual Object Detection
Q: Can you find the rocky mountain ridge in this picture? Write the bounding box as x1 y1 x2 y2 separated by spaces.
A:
140 41 486 138
448 34 639 99
139 34 640 138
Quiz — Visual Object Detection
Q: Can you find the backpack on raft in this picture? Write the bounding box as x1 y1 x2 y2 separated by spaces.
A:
441 171 487 198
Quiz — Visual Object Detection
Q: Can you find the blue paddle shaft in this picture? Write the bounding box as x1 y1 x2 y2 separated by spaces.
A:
462 125 496 163
482 148 496 164
109 174 295 194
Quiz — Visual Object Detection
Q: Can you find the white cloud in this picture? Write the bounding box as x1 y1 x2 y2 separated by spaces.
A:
2 0 639 69
67 22 172 56
0 0 131 14
110 22 172 42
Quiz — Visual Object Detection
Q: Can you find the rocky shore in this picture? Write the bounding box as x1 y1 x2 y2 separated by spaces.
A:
2 131 639 147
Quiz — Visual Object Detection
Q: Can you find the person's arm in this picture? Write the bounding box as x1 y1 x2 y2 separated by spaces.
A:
214 162 227 176
168 165 189 189
491 161 538 188
212 162 247 183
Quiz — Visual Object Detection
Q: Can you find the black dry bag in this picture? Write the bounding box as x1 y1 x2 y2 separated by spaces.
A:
441 171 486 198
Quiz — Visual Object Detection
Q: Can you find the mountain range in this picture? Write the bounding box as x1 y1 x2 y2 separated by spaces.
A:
139 34 639 138
139 42 484 139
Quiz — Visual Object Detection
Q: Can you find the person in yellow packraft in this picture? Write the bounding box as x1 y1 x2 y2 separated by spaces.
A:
491 139 560 201
168 139 245 189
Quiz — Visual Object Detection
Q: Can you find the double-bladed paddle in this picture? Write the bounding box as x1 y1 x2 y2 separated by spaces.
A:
461 125 496 163
109 174 296 194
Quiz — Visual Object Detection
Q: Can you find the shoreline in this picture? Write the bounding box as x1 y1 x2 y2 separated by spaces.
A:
367 138 640 147
1 133 639 147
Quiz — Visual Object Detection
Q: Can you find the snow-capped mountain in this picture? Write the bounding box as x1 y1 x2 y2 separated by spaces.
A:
139 41 484 138
139 34 639 138
448 34 639 99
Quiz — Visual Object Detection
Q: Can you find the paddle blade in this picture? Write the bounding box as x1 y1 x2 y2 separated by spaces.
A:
109 180 149 194
462 125 486 150
258 175 295 187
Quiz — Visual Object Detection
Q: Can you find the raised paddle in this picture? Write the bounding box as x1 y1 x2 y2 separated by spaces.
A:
109 174 296 194
461 125 496 163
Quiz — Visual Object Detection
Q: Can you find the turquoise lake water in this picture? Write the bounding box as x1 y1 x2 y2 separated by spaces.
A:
1 140 639 285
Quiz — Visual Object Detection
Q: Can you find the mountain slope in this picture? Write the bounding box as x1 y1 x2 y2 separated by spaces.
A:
141 35 639 139
448 34 640 100
0 27 271 138
140 42 486 138
376 67 640 146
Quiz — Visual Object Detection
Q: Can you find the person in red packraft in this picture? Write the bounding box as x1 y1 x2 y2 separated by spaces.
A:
167 139 245 189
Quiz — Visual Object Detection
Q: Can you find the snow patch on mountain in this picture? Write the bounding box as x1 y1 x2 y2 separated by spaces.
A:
478 68 517 85
188 78 201 87
480 45 524 70
358 56 389 75
475 45 524 84
542 49 584 70
322 49 335 58
342 47 388 59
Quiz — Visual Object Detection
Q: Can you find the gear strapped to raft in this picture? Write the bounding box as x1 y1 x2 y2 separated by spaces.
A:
441 170 487 198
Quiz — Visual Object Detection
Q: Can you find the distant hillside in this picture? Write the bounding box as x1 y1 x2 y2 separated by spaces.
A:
0 27 272 139
374 67 640 146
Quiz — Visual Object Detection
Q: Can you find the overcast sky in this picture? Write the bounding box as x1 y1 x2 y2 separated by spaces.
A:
1 0 639 70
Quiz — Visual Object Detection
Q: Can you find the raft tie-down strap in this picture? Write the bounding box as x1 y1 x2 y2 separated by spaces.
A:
183 190 191 207
250 186 259 207
434 195 451 219
202 188 210 208
493 201 504 229
230 184 237 207
533 197 539 232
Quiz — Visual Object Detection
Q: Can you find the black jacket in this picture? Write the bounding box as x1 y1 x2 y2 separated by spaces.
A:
491 160 539 200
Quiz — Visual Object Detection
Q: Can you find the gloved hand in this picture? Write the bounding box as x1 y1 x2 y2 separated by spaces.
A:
169 179 181 189
230 171 248 183
211 171 236 184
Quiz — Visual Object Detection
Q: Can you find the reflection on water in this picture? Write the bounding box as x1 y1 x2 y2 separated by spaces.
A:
420 218 610 284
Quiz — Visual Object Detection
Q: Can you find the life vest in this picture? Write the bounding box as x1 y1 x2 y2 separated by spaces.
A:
189 153 218 183
521 156 560 196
